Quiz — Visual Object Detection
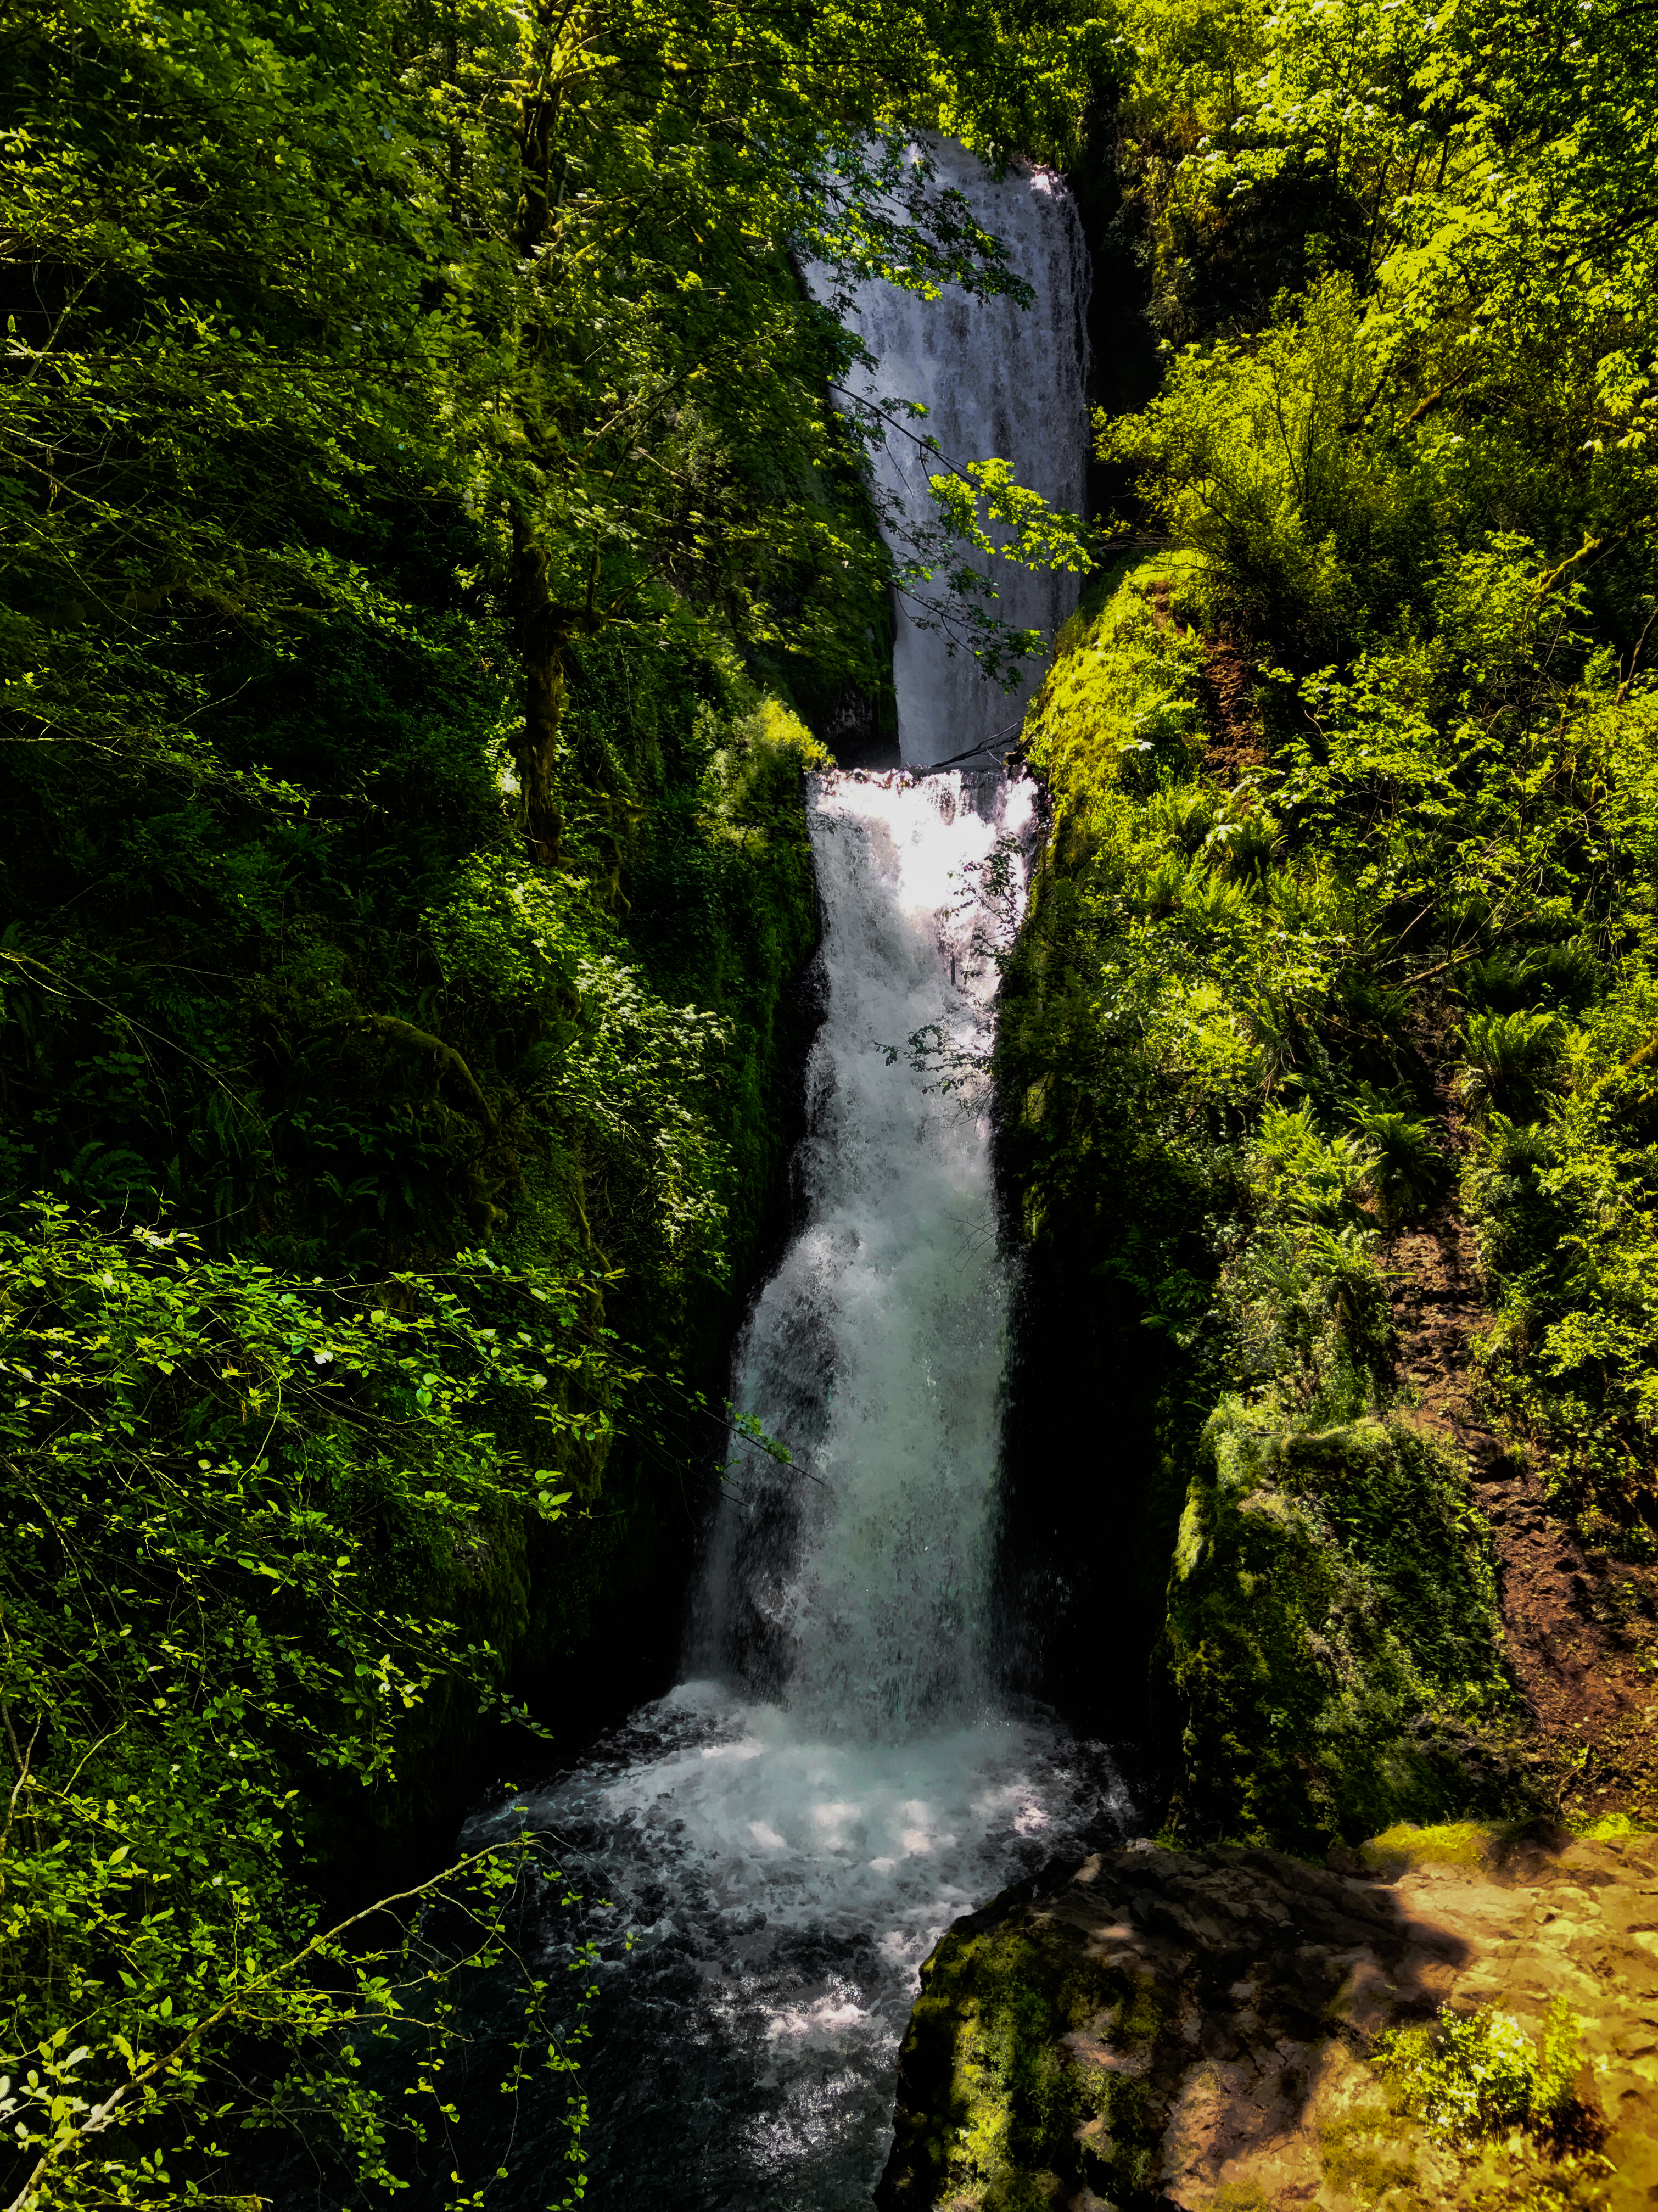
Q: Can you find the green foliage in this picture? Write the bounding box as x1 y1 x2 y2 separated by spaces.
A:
1345 1091 1446 1222
1005 0 1658 1850
996 564 1554 1840
1253 1104 1377 1227
0 0 1106 824
1467 1086 1658 1553
1110 0 1658 580
1101 278 1435 655
1027 471 1658 1570
0 1203 620 2208
1376 2000 1583 2146
1458 1011 1566 1125
1222 1221 1391 1425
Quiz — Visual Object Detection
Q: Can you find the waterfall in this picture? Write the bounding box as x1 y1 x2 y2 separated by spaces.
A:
465 774 1127 2210
458 147 1120 2212
820 142 1092 768
691 769 1024 1732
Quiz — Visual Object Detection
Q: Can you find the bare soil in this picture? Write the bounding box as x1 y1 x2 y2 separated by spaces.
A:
1147 579 1267 782
1198 631 1268 781
1382 1213 1658 1826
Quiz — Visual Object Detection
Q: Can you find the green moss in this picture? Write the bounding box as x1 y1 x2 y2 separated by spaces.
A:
1318 2104 1419 2198
1359 1821 1499 1874
1570 1810 1653 1839
1021 568 1207 841
1160 1404 1526 1850
883 1897 1160 2211
1206 2186 1276 2212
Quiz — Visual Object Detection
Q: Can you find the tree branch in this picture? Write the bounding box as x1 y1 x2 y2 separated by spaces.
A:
318 1016 497 1133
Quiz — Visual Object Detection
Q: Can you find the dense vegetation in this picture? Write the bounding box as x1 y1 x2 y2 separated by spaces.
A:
998 0 1658 1849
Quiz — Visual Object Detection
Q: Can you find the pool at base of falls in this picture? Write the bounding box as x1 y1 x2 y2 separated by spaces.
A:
462 1683 1130 2210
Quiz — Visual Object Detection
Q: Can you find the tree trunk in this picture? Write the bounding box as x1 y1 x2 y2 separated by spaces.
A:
510 516 567 864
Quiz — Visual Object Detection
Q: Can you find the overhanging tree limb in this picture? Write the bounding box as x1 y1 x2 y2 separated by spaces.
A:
318 1016 498 1134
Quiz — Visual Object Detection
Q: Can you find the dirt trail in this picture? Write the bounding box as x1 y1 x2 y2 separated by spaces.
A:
1148 577 1266 783
1199 630 1268 780
1382 1213 1658 1825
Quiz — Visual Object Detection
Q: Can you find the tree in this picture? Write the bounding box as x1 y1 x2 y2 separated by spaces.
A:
396 0 1110 852
1 0 1109 860
0 1206 622 2209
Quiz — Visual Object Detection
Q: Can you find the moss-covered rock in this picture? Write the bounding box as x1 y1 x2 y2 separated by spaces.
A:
879 1840 1433 2210
1160 1404 1533 1852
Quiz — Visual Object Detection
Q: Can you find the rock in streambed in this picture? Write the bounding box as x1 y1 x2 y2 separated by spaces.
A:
876 1824 1658 2210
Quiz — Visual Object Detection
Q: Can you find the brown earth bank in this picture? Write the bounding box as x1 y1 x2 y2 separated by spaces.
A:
1145 575 1264 782
876 1827 1658 2211
1380 1211 1658 1832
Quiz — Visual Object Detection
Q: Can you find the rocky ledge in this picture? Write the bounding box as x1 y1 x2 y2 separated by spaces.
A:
876 1825 1658 2211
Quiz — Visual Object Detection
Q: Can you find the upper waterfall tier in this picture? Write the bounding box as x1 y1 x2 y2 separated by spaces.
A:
821 143 1091 770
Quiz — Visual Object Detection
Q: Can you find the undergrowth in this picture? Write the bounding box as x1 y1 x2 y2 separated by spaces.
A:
998 540 1658 1841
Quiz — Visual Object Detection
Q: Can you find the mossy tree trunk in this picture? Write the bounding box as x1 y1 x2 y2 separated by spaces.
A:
509 517 570 865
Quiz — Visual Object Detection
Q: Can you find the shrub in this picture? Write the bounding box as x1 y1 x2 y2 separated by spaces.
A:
1345 1091 1446 1222
1253 1102 1379 1227
0 1203 614 2208
1099 278 1439 654
1458 1011 1566 1123
1375 2000 1584 2145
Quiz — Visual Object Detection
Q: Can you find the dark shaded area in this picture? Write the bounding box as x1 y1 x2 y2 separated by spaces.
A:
993 1240 1188 1758
1156 155 1370 343
826 667 905 772
1067 104 1164 527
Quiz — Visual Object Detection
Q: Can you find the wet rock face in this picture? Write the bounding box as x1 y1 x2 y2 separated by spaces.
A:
876 1831 1658 2211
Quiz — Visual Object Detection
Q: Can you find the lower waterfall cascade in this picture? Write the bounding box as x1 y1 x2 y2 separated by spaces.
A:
468 771 1131 2208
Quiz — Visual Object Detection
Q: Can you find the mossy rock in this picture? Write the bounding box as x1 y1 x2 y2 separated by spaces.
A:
1158 1402 1538 1852
877 1865 1167 2211
877 1833 1658 2212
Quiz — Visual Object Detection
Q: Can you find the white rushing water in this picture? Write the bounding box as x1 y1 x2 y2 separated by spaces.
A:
818 141 1092 769
466 773 1128 2210
691 771 1029 1729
